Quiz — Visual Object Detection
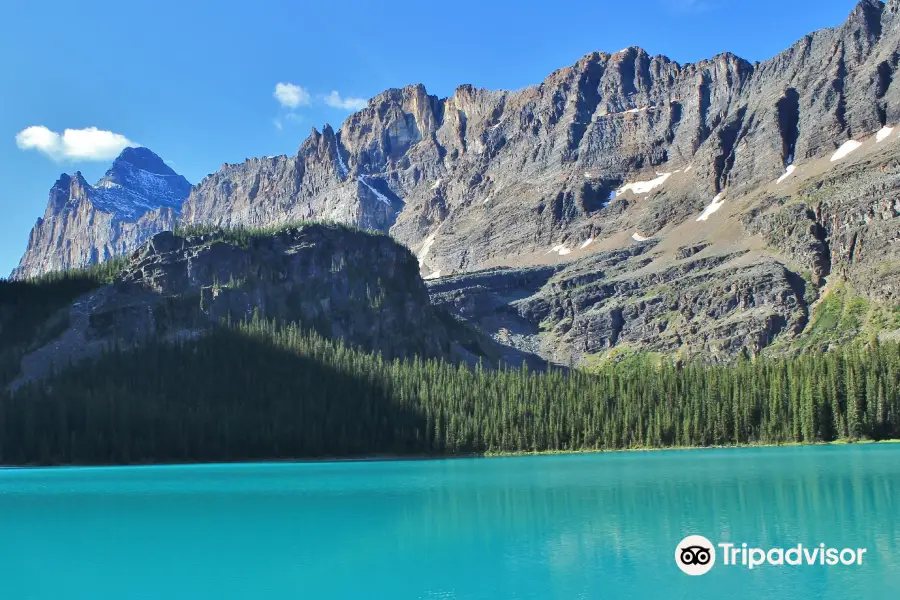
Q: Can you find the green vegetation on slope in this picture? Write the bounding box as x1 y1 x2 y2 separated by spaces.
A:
2 316 897 465
173 220 385 248
0 259 126 387
791 281 900 351
0 259 125 341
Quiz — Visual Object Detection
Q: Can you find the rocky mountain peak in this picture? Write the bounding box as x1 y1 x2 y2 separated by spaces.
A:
322 123 336 136
300 127 324 157
68 172 91 200
853 0 885 17
44 172 92 216
96 147 189 200
48 173 74 213
108 147 178 177
51 173 72 189
12 148 189 279
844 0 884 45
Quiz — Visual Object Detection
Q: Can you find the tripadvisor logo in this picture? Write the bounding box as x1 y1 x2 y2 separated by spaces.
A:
675 535 716 576
675 535 867 575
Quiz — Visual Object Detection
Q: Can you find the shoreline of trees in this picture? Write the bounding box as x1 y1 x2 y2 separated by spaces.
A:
1 317 896 466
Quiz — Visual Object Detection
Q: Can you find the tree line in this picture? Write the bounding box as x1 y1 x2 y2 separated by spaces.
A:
1 316 897 465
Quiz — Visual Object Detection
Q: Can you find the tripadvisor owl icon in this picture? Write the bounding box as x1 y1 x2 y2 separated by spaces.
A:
675 535 716 576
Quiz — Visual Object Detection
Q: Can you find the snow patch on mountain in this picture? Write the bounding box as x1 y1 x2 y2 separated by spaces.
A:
359 176 392 206
418 231 438 267
696 193 725 221
830 140 862 162
334 138 349 177
89 150 191 220
777 165 797 184
618 173 671 195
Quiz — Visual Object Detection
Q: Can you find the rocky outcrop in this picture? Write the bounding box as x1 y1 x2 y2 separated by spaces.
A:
675 243 710 260
171 1 900 281
8 224 479 389
12 148 189 279
431 241 811 363
742 201 832 285
743 145 900 301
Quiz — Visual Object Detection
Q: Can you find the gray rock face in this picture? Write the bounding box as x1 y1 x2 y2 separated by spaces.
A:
741 131 900 300
8 225 467 389
179 127 402 233
176 1 900 279
431 127 900 364
430 241 811 364
12 148 189 279
742 201 832 286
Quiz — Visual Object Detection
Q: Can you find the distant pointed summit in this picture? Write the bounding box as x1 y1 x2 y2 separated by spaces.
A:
109 147 177 176
11 148 191 279
94 147 191 217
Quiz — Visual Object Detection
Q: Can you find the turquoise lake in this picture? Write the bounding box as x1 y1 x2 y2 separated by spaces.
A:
0 445 897 599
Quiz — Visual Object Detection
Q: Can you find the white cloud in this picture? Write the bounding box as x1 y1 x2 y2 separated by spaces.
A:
324 91 368 111
15 126 137 161
274 82 311 109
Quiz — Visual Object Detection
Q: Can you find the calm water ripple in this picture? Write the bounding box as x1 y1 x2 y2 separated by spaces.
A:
0 445 897 599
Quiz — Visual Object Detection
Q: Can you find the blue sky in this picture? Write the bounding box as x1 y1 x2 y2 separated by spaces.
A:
0 0 863 276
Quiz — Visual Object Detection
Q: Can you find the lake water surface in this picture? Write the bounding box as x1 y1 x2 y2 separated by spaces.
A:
0 445 897 599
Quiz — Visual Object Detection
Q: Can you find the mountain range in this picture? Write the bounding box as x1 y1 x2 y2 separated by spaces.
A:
10 0 900 365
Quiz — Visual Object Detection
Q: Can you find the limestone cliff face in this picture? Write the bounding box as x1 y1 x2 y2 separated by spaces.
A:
429 243 814 363
177 1 900 280
12 148 189 279
743 152 900 303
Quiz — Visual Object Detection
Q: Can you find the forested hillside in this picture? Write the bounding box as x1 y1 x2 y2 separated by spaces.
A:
2 315 897 465
0 261 122 388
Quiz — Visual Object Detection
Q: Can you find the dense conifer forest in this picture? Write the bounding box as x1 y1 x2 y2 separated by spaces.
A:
1 313 897 465
0 260 123 390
